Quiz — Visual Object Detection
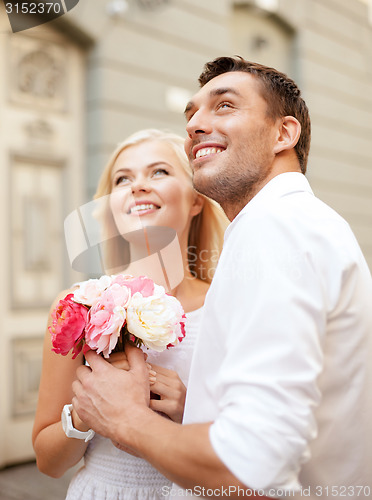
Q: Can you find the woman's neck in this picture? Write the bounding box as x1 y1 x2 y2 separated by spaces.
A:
120 228 191 293
113 242 209 312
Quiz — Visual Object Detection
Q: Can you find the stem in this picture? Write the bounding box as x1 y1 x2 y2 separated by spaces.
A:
121 325 143 350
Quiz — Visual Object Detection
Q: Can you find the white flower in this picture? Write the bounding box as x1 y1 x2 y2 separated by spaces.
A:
126 285 185 352
73 275 112 306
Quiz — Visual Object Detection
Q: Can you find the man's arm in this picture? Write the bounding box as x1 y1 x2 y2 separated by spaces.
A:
72 348 271 498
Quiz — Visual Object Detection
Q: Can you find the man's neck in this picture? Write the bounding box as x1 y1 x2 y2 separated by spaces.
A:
223 156 302 221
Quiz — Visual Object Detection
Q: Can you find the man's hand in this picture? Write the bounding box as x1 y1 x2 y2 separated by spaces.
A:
72 344 150 441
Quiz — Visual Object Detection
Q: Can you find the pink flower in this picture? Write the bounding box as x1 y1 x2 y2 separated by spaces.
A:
50 273 185 359
84 284 130 358
73 275 112 306
49 294 88 359
112 275 154 298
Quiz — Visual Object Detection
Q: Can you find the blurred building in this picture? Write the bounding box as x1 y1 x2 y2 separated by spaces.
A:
0 0 371 467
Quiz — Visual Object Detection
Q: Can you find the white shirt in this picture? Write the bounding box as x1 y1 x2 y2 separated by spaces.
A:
181 173 372 498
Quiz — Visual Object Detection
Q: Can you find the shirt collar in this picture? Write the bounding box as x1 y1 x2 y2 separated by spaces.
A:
224 172 314 240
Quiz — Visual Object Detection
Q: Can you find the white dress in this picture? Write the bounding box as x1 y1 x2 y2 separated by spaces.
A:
65 307 203 500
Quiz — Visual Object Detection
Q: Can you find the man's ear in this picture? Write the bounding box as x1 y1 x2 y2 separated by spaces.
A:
190 193 205 217
273 116 301 154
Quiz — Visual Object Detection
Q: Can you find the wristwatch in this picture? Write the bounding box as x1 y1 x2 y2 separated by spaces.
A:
61 404 95 442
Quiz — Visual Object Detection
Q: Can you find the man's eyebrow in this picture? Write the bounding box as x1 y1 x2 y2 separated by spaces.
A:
184 101 194 116
210 87 242 98
184 87 242 116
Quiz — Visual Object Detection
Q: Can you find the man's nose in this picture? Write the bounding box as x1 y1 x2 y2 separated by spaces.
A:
186 109 213 139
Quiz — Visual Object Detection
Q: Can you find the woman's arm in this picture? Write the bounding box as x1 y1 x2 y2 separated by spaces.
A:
32 290 90 478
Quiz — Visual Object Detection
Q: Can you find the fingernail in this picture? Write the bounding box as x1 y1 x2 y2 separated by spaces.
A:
149 370 156 377
149 376 156 384
146 363 152 371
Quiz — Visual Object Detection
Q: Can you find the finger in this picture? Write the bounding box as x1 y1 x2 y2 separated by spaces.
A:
149 398 174 418
107 352 129 371
148 369 157 385
75 363 92 382
109 359 130 370
107 352 130 370
147 371 180 390
71 379 81 400
145 364 182 384
125 343 147 375
150 380 177 399
148 371 178 388
108 352 128 363
149 398 167 412
71 383 86 420
72 371 92 401
149 393 185 423
84 350 111 372
147 363 173 376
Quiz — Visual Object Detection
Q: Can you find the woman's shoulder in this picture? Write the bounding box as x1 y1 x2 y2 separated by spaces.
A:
49 286 79 313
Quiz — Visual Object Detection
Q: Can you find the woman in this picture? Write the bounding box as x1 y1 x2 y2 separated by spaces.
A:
32 129 228 499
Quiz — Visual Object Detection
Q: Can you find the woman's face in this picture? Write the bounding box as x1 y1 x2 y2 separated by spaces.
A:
109 140 203 245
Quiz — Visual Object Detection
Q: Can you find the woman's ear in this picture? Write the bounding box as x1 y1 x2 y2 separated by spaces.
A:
273 116 301 155
190 193 205 217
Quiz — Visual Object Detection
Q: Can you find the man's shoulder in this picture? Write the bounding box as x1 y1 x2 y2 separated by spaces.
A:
237 189 349 233
227 189 360 262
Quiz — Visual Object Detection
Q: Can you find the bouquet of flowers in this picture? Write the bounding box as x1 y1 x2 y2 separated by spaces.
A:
49 274 186 359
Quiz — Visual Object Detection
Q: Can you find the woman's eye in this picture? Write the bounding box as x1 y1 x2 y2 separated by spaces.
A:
115 176 130 185
152 168 169 177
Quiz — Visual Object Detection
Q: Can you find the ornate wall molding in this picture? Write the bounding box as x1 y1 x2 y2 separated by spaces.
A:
9 153 66 310
8 35 67 111
12 337 44 417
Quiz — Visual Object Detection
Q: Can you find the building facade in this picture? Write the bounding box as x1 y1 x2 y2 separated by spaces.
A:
0 0 371 467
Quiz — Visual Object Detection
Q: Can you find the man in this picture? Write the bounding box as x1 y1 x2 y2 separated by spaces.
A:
72 57 372 498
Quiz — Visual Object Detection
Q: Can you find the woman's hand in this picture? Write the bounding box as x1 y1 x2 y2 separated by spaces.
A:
71 406 91 432
148 364 186 423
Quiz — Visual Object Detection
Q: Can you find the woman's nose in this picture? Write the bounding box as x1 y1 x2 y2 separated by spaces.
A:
131 176 151 194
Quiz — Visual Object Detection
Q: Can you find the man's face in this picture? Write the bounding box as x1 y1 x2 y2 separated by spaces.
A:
184 71 279 218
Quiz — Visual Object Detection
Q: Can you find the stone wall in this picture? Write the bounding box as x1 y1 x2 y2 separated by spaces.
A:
1 0 371 467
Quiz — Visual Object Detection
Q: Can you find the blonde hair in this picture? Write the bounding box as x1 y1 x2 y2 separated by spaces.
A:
94 129 228 283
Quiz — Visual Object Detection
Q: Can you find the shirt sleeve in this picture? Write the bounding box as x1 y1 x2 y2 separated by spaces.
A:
209 206 333 494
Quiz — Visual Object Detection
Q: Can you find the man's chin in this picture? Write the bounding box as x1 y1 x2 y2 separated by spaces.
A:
192 173 223 206
191 169 211 197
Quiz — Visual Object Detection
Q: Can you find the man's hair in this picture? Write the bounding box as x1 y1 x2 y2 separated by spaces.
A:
198 56 311 174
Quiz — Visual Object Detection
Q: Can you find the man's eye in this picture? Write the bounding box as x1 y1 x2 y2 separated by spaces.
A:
217 102 231 110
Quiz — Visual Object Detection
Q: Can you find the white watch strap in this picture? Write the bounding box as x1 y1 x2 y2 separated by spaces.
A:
62 404 95 442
